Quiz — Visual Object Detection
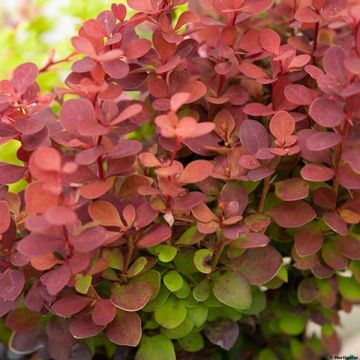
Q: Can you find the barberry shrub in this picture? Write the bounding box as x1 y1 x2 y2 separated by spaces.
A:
0 0 360 359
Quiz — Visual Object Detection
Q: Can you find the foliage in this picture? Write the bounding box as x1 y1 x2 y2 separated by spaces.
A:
0 0 360 359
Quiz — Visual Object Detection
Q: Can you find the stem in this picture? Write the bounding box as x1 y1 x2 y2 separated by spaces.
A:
126 236 135 272
258 177 271 213
312 22 319 56
39 51 76 73
170 137 181 164
212 229 225 270
96 136 105 180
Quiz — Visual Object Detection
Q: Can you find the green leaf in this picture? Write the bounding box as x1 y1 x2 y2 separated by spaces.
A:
240 288 266 315
75 274 92 295
193 280 211 302
213 271 252 309
188 304 208 327
154 296 187 329
259 348 277 360
135 335 175 360
193 249 213 274
133 270 161 300
337 275 360 301
173 248 197 275
143 286 170 313
176 226 204 245
161 317 193 339
157 245 177 262
178 332 204 352
279 314 306 335
102 248 124 270
175 281 191 299
127 257 148 277
164 271 184 292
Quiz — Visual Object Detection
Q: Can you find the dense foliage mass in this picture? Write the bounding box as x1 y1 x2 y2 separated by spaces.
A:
0 0 360 359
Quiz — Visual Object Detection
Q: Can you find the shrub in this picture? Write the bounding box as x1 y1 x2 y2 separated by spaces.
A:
0 0 360 359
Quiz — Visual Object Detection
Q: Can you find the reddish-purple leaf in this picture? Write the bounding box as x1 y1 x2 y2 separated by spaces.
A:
69 316 105 339
137 224 171 248
295 224 324 257
301 164 335 182
239 120 269 154
284 84 317 105
268 201 316 228
127 0 154 12
0 200 10 234
241 0 274 15
92 299 117 326
12 63 38 92
342 148 360 174
44 206 77 226
338 164 360 190
275 178 309 201
323 46 347 84
111 281 153 311
0 163 26 184
204 320 239 351
124 39 152 59
71 36 96 56
220 182 248 217
102 59 129 79
309 97 345 128
6 307 39 333
239 62 268 79
41 264 71 296
333 235 360 260
110 104 143 126
17 234 63 258
234 233 269 249
0 269 25 301
52 295 91 317
60 98 96 135
106 311 142 346
70 226 107 252
232 246 282 285
323 212 348 236
306 131 342 151
295 7 322 22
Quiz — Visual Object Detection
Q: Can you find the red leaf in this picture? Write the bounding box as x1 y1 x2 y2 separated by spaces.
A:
235 233 269 249
239 120 269 154
69 316 105 339
306 131 342 151
0 201 10 234
111 281 153 311
260 29 280 55
124 39 152 59
17 234 63 258
178 160 213 184
60 98 96 135
41 264 71 296
323 46 347 84
269 111 295 142
92 299 117 326
52 295 91 317
0 269 24 301
127 0 154 12
137 224 171 248
6 307 39 333
12 62 38 92
295 7 322 22
71 36 96 56
295 224 324 257
88 201 123 227
70 226 107 252
80 178 114 199
333 235 360 260
268 201 316 228
284 84 317 105
309 97 345 128
300 164 335 182
323 212 348 236
239 62 268 79
240 0 274 14
110 104 143 125
234 246 282 285
106 311 142 346
179 80 207 104
44 206 77 226
102 59 129 79
0 164 25 185
275 178 309 201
